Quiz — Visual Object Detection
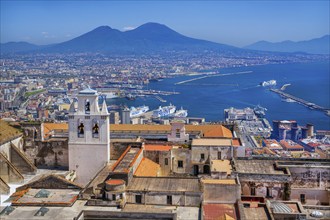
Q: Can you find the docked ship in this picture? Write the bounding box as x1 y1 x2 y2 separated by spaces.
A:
173 107 188 118
253 105 267 118
130 105 149 118
153 104 176 118
103 92 119 99
260 80 277 87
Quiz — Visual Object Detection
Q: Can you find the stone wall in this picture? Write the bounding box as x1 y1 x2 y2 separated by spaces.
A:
171 148 191 174
0 153 24 183
32 139 69 168
291 188 329 205
289 167 329 189
126 191 201 207
0 136 23 161
240 181 284 200
10 144 36 174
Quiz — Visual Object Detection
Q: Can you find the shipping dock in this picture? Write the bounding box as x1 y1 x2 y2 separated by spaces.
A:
270 89 330 115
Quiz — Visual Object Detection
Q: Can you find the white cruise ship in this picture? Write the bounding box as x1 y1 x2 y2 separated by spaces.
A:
261 80 277 87
130 105 149 118
153 104 176 118
173 107 188 118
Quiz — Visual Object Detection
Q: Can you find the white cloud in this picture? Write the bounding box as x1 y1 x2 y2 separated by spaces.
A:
122 26 136 31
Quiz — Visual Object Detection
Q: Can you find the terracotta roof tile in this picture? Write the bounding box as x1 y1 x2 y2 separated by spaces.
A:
144 145 172 151
203 203 237 220
134 158 160 177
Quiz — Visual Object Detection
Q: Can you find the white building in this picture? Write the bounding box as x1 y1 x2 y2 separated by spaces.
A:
68 87 110 185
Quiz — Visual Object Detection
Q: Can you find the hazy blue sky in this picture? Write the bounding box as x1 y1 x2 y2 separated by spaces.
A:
1 1 329 47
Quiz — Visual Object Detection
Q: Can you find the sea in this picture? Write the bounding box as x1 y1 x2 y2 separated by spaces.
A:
106 61 330 130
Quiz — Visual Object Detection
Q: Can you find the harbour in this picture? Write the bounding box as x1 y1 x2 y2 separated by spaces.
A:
270 88 330 115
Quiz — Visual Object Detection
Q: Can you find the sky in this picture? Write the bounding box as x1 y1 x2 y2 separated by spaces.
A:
1 1 329 47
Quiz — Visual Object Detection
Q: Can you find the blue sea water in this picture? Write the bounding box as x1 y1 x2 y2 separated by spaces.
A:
107 61 330 130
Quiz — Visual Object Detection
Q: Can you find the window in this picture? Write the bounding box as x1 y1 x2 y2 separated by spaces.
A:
251 187 256 196
85 99 90 114
178 160 183 168
218 152 222 160
201 153 205 160
266 187 272 198
156 157 159 163
112 194 116 200
176 128 180 138
92 120 99 138
135 195 142 204
167 195 172 205
165 158 168 165
78 122 84 138
300 194 306 204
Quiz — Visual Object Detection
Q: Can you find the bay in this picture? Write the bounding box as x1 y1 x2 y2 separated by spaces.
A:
107 61 330 130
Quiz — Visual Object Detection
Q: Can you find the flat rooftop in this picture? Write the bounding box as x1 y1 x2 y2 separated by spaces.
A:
202 179 236 185
243 206 271 220
127 177 201 193
234 160 285 175
12 188 79 206
192 138 232 147
202 203 237 220
211 159 232 175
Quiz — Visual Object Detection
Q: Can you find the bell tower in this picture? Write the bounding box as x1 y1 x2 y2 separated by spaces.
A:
68 87 110 185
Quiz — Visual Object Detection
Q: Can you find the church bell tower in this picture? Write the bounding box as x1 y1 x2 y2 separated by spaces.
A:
68 87 110 185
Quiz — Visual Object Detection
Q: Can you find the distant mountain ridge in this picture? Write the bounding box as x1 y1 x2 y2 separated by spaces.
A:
244 35 330 54
0 42 40 53
1 23 329 55
0 22 238 54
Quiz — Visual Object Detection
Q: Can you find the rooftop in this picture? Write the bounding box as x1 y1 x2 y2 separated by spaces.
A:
211 159 232 175
78 87 97 95
144 144 172 151
134 158 160 177
12 188 79 206
202 179 236 185
234 160 285 175
127 177 201 192
192 138 232 147
110 124 233 138
112 147 142 173
280 140 304 150
42 123 233 138
202 203 237 220
0 120 21 144
242 205 271 220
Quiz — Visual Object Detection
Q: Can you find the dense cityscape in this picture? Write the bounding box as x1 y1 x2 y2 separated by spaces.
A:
1 1 330 220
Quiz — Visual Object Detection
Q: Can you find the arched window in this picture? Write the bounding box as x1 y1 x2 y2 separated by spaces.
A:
78 120 84 138
85 99 90 114
92 119 99 138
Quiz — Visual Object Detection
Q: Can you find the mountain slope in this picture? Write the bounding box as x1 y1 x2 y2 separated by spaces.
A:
244 35 330 54
1 23 240 54
45 22 237 54
0 42 41 53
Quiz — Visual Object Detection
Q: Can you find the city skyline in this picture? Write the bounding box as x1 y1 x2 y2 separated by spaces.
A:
1 0 329 47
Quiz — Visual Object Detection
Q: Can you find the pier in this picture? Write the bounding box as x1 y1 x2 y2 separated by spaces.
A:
270 89 330 115
280 84 291 91
174 71 253 85
155 96 167 103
